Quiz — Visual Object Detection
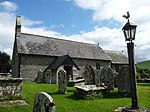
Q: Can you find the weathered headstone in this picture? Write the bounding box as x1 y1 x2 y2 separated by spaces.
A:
94 69 101 85
83 64 95 85
36 70 43 84
58 69 67 94
113 71 119 87
117 65 131 95
33 92 55 112
36 69 52 84
100 67 114 90
44 69 52 84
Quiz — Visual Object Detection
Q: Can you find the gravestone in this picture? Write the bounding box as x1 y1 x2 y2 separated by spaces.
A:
83 64 95 85
100 67 114 90
36 70 52 84
113 71 119 87
44 69 52 84
117 65 131 95
33 92 55 112
94 69 101 85
58 69 67 94
36 70 43 84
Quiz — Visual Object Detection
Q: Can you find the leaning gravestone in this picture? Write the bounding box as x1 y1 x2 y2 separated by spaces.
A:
83 64 95 85
33 92 55 112
100 67 114 90
117 65 131 95
58 69 67 94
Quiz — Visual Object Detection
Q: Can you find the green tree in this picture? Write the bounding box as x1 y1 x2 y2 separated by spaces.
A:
0 51 11 73
136 67 150 79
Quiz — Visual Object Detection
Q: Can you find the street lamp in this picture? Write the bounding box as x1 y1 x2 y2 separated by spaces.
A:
122 20 137 42
122 12 138 109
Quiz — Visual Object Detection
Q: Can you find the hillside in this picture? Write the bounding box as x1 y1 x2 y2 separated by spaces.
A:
137 60 150 70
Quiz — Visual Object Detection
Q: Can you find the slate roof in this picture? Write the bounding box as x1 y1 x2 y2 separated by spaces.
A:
105 50 128 64
45 55 80 70
16 33 111 61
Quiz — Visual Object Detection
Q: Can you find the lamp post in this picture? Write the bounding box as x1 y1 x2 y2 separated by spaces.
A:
122 12 138 109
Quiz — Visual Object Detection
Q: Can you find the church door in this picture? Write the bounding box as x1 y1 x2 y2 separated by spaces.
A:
64 66 73 81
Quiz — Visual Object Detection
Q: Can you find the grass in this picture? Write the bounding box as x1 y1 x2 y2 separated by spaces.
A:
0 82 149 112
137 60 150 70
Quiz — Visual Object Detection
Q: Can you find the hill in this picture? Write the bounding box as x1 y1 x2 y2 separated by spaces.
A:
137 60 150 70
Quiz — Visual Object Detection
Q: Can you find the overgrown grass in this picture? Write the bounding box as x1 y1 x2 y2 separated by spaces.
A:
0 82 149 112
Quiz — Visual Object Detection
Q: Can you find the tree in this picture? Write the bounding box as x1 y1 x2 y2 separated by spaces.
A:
0 51 11 73
136 67 150 79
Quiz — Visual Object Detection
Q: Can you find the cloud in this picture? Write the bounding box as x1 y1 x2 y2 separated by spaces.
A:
22 26 62 38
73 0 150 61
0 1 17 55
0 12 16 57
0 1 18 12
0 1 62 58
21 17 43 27
73 0 127 22
0 0 150 62
50 24 65 30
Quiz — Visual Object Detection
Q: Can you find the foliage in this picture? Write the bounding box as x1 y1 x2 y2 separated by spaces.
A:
0 51 11 73
0 82 149 112
136 71 141 79
136 67 150 79
136 60 150 79
137 60 150 70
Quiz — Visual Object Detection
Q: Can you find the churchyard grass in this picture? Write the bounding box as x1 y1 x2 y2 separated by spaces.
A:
0 82 149 112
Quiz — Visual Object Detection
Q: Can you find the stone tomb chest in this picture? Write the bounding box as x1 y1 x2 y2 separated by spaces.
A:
0 78 23 99
74 85 107 98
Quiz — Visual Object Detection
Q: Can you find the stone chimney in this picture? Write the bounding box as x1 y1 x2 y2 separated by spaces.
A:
15 16 21 37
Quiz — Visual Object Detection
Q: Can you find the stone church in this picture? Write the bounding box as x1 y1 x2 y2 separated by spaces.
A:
12 16 128 82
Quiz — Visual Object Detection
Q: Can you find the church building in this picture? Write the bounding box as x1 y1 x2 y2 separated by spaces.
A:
12 16 127 82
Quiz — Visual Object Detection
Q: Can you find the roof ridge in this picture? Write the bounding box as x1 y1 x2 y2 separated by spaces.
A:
104 50 123 54
21 33 98 47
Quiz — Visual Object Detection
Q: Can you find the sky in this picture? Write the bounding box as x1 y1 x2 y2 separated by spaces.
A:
0 0 150 62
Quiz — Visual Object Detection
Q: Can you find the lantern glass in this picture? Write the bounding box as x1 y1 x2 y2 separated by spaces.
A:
122 21 137 42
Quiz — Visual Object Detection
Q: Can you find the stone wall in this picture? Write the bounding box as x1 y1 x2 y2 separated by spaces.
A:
73 58 111 70
73 58 111 78
16 54 111 82
0 78 22 99
20 54 56 81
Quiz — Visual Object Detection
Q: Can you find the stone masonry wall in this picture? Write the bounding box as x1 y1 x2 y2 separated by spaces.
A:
0 78 22 99
73 58 110 70
20 54 56 81
19 54 111 82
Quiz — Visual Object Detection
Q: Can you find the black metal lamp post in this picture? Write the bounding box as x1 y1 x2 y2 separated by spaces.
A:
122 12 138 109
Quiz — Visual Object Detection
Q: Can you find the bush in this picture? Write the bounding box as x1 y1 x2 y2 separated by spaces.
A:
0 51 11 73
136 67 150 79
136 72 141 79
